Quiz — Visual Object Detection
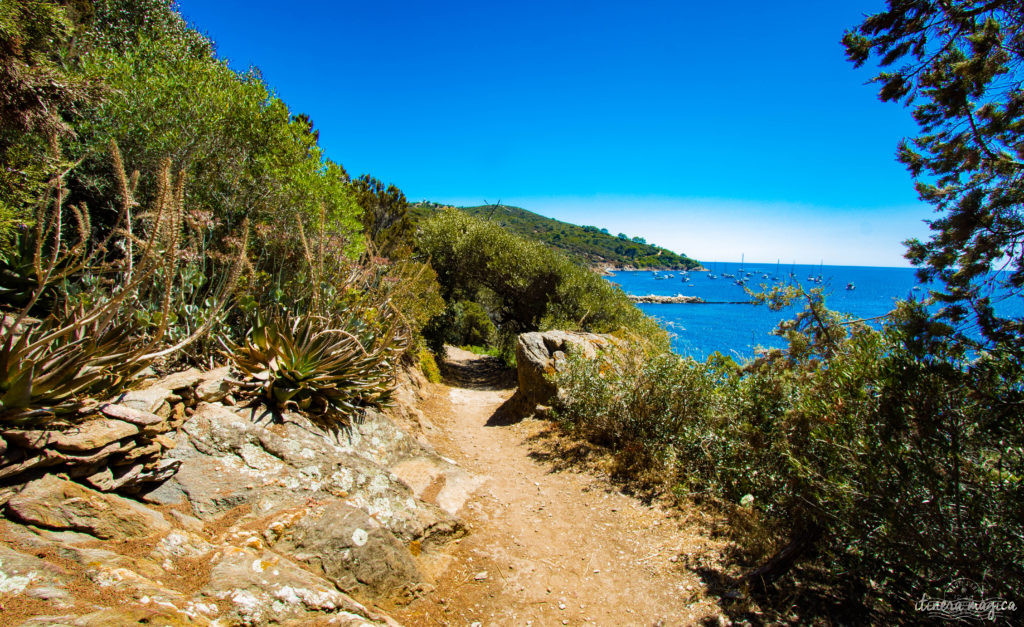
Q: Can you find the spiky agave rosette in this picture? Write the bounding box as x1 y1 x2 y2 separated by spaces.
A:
225 305 405 420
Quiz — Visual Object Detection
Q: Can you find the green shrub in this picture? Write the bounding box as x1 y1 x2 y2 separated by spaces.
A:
1 143 245 425
2 306 143 425
384 259 445 351
417 347 441 384
552 292 1024 617
417 209 667 354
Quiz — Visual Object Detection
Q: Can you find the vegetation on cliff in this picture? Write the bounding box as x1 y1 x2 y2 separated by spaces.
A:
416 209 669 358
554 288 1023 619
412 202 701 270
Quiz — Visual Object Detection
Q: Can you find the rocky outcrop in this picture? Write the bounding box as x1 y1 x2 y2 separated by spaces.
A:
513 331 618 413
628 294 704 304
142 402 465 548
0 364 480 625
7 475 171 540
203 546 393 626
0 367 236 496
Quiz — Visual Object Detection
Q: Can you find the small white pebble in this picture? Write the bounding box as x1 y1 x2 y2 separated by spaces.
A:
559 602 566 610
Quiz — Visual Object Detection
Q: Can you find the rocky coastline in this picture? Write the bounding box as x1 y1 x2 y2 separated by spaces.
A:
627 294 705 304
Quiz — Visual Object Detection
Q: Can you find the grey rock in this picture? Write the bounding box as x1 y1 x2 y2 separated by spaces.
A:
515 331 617 411
391 455 486 516
149 529 214 561
0 450 62 481
146 403 463 545
0 545 72 606
96 403 164 426
195 366 232 402
155 367 206 391
340 407 422 467
265 501 423 599
114 386 174 417
84 458 180 492
203 546 389 626
3 419 138 452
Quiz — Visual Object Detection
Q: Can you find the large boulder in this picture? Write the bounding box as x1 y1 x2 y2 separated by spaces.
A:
514 331 617 411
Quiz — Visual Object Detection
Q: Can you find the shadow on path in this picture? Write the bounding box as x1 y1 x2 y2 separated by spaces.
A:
440 346 516 391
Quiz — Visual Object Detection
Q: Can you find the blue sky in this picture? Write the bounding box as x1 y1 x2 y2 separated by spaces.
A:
176 0 929 267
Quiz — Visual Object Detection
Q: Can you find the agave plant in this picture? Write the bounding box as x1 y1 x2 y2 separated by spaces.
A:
0 307 148 425
0 141 246 426
226 307 404 418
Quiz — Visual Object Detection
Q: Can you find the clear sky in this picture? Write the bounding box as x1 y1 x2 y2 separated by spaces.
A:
175 0 930 267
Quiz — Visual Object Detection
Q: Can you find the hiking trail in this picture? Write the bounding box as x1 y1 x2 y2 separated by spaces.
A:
393 347 728 626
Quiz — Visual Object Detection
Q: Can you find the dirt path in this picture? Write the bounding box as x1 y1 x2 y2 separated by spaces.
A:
394 348 727 626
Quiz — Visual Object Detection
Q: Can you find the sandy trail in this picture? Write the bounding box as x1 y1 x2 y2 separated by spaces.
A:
394 347 726 626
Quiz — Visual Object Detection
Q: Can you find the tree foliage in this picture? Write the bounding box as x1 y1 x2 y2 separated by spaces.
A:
0 0 363 307
0 0 418 425
844 0 1024 349
416 209 668 355
0 0 98 248
412 202 700 270
351 174 413 258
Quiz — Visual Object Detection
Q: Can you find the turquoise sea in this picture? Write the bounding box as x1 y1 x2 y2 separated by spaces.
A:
605 262 1023 360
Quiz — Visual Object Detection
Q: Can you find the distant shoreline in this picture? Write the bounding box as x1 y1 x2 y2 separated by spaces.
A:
627 294 756 305
598 265 707 276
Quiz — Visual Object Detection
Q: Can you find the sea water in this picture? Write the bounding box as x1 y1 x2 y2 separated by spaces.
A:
605 262 1022 361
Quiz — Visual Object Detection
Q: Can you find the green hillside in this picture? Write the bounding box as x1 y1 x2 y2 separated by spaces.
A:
411 202 701 270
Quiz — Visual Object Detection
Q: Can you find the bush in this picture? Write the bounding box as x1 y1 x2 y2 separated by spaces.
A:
1 143 245 425
417 347 441 384
417 209 667 355
552 293 1024 618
